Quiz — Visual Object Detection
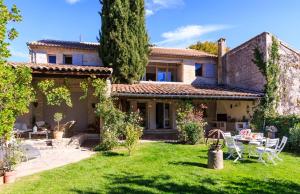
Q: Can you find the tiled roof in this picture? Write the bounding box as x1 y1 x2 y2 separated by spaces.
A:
27 40 216 58
150 47 216 58
9 62 112 76
112 83 263 99
28 40 99 50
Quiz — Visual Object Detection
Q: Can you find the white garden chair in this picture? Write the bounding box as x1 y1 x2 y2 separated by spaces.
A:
248 133 264 157
224 136 244 162
265 136 288 162
256 138 279 165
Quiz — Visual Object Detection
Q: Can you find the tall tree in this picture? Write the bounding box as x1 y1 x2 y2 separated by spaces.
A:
0 1 34 139
189 41 229 55
99 0 149 84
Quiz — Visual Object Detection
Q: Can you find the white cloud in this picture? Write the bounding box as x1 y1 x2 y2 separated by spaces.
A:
156 25 229 48
146 0 184 17
11 50 28 59
65 0 81 5
146 9 154 16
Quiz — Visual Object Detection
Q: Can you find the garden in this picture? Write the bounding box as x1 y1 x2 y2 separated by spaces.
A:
1 142 300 194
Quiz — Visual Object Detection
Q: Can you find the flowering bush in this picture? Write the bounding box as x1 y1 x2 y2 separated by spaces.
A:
123 123 143 155
123 111 143 155
176 101 207 144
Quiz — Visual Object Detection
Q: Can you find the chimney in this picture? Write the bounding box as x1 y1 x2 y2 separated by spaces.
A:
217 38 226 85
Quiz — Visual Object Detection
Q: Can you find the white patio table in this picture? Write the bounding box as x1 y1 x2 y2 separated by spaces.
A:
233 135 266 157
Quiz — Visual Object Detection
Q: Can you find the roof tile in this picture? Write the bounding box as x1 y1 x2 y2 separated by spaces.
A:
9 62 112 75
27 40 216 58
112 83 263 99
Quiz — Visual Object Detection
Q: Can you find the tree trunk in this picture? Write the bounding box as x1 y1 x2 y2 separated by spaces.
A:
207 149 224 169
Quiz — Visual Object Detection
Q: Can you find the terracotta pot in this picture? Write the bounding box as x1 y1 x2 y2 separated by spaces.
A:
53 131 64 140
4 171 16 184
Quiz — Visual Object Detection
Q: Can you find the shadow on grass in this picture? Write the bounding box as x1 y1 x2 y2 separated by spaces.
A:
169 161 207 168
91 173 300 194
70 190 99 194
102 151 125 157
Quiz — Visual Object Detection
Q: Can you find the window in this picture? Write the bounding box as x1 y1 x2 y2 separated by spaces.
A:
144 66 156 81
157 68 176 82
205 64 216 78
157 68 168 82
48 55 56 64
64 55 73 64
156 103 171 129
195 63 203 76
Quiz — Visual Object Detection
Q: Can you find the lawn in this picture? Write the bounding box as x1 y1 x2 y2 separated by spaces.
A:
1 142 300 194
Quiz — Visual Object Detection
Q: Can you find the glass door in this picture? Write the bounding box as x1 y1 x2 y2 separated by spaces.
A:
156 103 171 129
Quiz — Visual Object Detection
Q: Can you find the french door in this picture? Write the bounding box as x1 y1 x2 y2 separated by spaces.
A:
156 103 171 129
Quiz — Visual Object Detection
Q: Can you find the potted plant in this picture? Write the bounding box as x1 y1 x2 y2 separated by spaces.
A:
3 141 23 184
206 129 225 170
53 112 64 140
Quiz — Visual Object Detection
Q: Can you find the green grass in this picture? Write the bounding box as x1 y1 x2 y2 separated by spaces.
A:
1 142 300 194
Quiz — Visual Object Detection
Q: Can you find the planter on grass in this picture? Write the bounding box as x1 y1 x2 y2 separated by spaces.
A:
206 129 225 170
208 144 224 169
4 171 16 184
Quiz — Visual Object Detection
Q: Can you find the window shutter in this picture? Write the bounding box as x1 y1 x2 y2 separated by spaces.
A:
205 64 216 78
72 54 83 65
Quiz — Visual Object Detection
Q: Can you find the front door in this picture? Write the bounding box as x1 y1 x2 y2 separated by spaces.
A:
156 103 171 129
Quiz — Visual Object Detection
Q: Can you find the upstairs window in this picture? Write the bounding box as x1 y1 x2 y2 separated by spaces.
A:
144 66 156 81
205 64 216 78
64 55 73 65
195 63 203 77
48 55 56 64
157 68 176 82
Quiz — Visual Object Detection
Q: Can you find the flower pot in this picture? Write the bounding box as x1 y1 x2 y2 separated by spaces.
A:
4 171 17 184
207 149 224 170
53 131 64 140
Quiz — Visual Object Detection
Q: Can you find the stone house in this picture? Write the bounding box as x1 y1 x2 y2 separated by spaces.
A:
12 32 299 138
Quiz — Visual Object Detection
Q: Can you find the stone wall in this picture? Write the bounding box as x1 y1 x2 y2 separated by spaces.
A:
224 32 268 92
277 42 300 115
224 32 300 115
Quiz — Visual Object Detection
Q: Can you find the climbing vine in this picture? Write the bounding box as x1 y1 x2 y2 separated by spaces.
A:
252 36 281 130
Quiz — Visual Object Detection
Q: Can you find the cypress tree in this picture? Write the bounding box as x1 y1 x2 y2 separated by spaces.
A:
99 0 149 84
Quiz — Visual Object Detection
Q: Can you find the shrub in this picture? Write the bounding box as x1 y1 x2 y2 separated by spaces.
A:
96 129 119 151
289 123 300 152
53 112 63 131
266 115 300 138
180 122 204 145
124 124 143 155
176 101 207 145
263 115 300 152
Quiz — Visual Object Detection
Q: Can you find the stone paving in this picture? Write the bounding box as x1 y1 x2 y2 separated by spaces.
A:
15 140 95 178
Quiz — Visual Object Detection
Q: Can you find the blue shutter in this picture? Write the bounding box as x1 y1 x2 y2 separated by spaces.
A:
205 64 216 78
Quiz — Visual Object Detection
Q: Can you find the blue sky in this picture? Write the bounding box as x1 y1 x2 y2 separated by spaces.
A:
7 0 300 62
